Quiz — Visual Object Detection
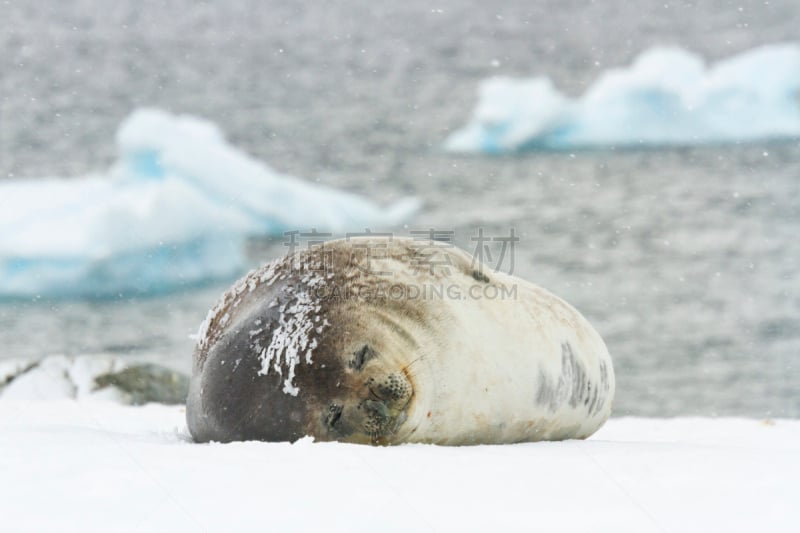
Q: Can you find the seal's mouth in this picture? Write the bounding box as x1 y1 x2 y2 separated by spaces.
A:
362 379 413 444
363 403 409 445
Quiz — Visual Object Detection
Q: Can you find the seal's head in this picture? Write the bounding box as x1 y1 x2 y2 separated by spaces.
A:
187 242 431 445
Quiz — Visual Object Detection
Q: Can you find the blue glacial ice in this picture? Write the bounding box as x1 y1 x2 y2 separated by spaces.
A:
0 109 419 298
445 43 800 153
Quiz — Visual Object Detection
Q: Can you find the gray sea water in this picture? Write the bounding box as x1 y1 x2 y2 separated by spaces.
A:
1 0 799 417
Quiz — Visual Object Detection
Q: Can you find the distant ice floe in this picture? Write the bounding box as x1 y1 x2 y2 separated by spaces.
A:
445 43 800 153
0 109 419 298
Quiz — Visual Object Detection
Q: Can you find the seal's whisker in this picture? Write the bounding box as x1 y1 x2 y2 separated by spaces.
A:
401 356 425 373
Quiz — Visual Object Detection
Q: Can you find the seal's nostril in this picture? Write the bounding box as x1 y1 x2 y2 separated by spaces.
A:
364 399 390 419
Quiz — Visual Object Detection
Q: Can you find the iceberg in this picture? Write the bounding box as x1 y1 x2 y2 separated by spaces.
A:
0 109 419 298
445 43 800 152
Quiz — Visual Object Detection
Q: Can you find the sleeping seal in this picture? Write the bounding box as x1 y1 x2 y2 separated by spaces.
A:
187 237 614 445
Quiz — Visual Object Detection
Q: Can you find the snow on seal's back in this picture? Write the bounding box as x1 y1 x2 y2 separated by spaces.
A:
193 256 331 398
257 271 330 396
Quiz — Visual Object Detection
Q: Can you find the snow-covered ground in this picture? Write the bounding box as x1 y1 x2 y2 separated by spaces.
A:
1 401 796 532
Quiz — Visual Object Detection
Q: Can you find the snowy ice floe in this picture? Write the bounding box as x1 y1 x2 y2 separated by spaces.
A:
0 109 419 299
0 354 188 404
445 43 800 153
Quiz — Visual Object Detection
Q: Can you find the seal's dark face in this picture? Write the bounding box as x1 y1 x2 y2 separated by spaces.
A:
186 267 417 445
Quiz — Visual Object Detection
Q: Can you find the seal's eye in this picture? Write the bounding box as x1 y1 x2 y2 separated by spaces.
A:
326 403 343 429
349 344 376 370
